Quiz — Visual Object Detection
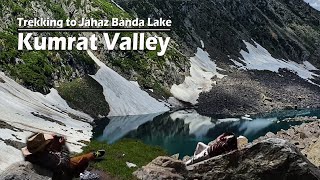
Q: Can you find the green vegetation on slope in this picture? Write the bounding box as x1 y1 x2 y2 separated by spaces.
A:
0 29 55 92
107 46 187 98
1 0 189 101
92 0 131 19
0 0 97 93
58 76 109 118
10 51 54 92
82 140 167 180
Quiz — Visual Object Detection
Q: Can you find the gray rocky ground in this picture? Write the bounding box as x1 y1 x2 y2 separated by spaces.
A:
0 161 52 180
255 120 320 167
134 138 320 180
197 70 320 117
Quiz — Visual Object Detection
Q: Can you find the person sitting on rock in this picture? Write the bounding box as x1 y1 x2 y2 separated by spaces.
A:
186 132 248 165
21 132 105 180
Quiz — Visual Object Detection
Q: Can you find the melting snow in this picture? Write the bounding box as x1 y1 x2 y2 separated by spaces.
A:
235 40 319 85
304 0 320 11
0 141 23 171
130 81 140 88
88 51 169 117
111 0 125 11
303 61 318 71
200 40 205 49
0 72 93 171
171 48 225 104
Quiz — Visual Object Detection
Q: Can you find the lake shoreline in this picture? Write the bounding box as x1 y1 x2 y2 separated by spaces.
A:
93 109 320 157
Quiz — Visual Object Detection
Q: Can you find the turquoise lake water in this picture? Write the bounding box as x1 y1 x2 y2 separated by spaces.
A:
94 109 320 157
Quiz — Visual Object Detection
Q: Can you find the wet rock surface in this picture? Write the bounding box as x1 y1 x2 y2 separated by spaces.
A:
134 138 320 180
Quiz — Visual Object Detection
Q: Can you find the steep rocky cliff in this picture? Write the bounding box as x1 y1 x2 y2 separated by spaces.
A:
116 0 320 116
0 0 190 110
116 0 320 66
1 0 320 116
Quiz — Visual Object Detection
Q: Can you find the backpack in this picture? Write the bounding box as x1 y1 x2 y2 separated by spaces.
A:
207 132 238 157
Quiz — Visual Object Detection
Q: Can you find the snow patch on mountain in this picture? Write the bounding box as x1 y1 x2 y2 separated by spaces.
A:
0 72 93 171
171 48 225 105
130 81 140 88
88 51 169 117
303 61 318 71
234 40 319 85
111 0 125 11
200 40 205 49
0 141 23 172
304 0 320 11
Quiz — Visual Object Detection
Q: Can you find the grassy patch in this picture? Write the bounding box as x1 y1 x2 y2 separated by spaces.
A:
0 32 19 64
58 76 109 118
92 0 131 19
44 0 67 20
82 139 167 180
7 51 54 92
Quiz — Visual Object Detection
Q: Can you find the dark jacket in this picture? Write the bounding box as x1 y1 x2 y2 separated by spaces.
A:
25 144 73 180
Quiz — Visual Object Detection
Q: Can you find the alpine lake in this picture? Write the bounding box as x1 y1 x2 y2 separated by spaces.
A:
93 109 320 157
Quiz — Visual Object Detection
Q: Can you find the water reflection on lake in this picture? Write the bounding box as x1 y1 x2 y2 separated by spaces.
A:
94 109 319 157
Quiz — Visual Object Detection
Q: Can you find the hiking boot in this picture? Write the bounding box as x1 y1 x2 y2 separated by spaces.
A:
93 150 105 158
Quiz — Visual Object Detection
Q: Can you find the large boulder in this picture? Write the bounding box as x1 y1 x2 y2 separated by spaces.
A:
188 138 320 180
133 156 188 180
0 161 52 180
255 121 320 167
305 138 320 168
134 138 320 180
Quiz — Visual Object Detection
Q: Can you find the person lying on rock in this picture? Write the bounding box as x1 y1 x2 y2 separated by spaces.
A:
185 132 248 166
21 132 105 180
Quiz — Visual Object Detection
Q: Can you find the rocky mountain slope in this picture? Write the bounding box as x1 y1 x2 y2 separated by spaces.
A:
116 0 320 66
0 0 189 116
1 0 319 116
116 0 320 116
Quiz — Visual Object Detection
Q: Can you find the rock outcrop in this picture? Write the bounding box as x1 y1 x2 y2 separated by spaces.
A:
187 138 320 180
133 156 188 180
0 161 52 180
134 138 320 180
255 120 320 167
307 138 320 168
116 0 320 116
